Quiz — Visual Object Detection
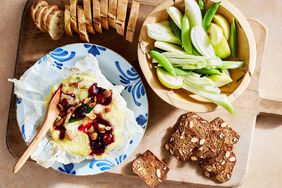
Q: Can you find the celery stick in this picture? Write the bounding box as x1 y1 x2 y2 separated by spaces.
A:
154 41 186 54
182 82 235 115
217 61 243 69
194 68 221 75
181 14 193 54
174 67 191 76
149 50 176 76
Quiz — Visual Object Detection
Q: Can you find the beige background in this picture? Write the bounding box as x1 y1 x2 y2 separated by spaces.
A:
0 0 281 187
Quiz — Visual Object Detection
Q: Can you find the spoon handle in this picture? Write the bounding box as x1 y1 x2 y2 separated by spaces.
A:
13 87 61 173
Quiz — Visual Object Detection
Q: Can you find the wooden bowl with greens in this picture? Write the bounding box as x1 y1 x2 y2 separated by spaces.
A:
137 0 256 114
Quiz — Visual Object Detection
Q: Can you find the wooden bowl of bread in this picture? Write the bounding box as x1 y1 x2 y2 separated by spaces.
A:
137 0 256 113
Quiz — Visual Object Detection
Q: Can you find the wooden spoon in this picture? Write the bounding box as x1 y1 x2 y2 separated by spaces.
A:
13 86 62 173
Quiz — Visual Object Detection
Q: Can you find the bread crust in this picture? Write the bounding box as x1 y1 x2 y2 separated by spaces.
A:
132 150 169 187
108 0 117 28
125 1 140 42
64 5 73 37
116 0 128 36
46 9 64 40
92 0 102 33
83 0 95 34
42 5 59 32
100 0 109 29
70 0 78 33
77 6 90 42
34 5 48 32
31 0 48 22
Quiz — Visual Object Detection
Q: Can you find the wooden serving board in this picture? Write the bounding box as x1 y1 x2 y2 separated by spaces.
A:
7 0 280 187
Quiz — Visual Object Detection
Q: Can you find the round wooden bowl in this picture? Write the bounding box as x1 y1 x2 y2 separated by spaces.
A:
137 0 256 112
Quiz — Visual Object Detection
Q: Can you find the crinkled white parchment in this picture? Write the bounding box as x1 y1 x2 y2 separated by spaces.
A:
9 54 142 168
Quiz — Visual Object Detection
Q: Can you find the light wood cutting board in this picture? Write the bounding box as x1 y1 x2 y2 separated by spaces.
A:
6 0 279 187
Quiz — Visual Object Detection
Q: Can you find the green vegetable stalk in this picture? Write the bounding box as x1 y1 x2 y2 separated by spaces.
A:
230 18 237 57
149 50 176 76
194 68 221 75
154 41 185 54
198 0 205 16
167 7 183 29
182 81 235 115
170 18 182 42
181 14 192 54
202 2 221 30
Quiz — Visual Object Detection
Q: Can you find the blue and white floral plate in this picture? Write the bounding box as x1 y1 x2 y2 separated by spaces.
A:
16 43 148 175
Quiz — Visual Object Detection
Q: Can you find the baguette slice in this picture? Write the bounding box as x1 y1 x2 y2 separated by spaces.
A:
125 1 140 42
70 0 78 33
100 0 109 29
31 0 48 22
34 5 48 32
83 0 95 34
46 9 65 40
77 6 90 42
65 5 73 37
116 0 128 36
92 0 103 33
108 0 117 28
42 5 60 32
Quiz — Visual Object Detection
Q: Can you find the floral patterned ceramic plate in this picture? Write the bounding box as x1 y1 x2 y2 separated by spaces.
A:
16 43 148 175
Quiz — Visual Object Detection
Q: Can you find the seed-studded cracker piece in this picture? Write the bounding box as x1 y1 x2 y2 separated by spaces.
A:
165 112 210 161
210 117 240 149
191 129 224 161
200 149 237 183
132 150 169 187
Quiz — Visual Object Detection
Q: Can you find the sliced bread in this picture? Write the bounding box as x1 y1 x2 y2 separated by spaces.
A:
116 0 128 36
31 0 48 22
77 6 90 42
42 5 60 32
65 5 73 37
108 0 117 28
100 0 109 29
34 5 48 32
70 0 78 33
92 0 103 33
83 0 95 34
125 1 140 42
46 9 65 40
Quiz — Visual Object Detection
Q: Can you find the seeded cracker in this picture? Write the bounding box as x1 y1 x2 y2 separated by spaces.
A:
200 148 237 183
165 112 210 161
132 150 169 187
210 117 240 149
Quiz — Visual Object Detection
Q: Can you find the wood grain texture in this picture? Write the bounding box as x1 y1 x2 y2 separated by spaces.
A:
6 0 277 187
